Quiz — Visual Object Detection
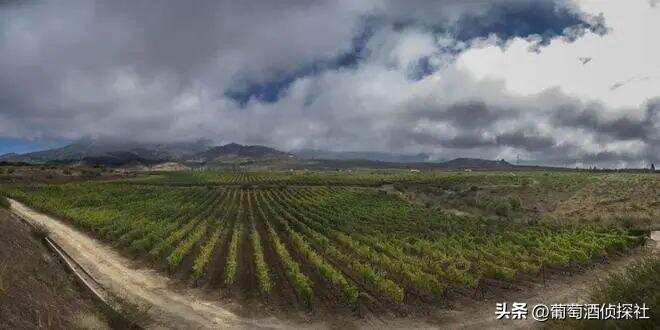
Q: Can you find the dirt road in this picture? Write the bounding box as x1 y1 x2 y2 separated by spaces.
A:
9 199 324 329
9 198 657 329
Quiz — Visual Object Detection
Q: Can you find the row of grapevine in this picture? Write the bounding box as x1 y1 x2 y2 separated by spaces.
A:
131 169 599 189
260 189 404 304
258 190 359 306
255 200 314 306
224 192 244 286
0 182 638 312
192 190 240 278
246 192 272 294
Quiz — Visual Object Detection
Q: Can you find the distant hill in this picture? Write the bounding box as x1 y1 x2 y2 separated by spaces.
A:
0 138 212 165
0 140 296 168
294 149 431 163
47 151 166 168
190 143 292 161
186 143 296 168
439 158 511 169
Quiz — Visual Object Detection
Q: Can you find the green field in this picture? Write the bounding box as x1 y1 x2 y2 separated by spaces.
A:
1 170 656 311
129 169 595 187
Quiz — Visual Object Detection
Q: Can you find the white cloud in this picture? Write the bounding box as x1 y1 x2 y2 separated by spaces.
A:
457 0 660 108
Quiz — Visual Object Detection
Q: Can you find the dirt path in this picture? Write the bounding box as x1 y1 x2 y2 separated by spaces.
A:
8 199 324 330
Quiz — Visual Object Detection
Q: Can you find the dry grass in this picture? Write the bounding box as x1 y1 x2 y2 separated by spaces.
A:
550 174 659 221
105 292 152 329
72 312 110 330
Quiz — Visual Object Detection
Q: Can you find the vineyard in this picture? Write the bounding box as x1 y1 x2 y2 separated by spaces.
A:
0 171 650 313
130 169 599 188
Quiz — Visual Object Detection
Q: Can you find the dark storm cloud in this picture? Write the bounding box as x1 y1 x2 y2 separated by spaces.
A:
437 101 517 129
371 0 607 45
495 131 556 152
552 98 659 141
0 0 365 138
224 21 376 105
226 0 607 103
582 151 641 163
440 133 496 149
416 128 555 152
451 0 607 48
1 0 654 167
394 91 658 165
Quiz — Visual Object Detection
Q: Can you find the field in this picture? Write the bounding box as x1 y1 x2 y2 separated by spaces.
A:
1 170 657 315
128 169 596 187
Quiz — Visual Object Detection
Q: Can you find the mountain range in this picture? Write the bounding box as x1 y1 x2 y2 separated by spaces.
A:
0 139 518 170
0 138 211 163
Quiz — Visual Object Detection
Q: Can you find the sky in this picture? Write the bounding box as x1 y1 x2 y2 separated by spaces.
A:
0 0 658 167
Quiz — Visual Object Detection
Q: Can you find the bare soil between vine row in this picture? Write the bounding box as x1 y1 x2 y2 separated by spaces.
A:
9 198 657 329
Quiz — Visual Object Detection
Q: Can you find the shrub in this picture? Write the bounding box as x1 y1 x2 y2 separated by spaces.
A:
627 228 650 237
590 257 659 307
0 195 9 209
0 264 7 295
545 256 659 329
494 200 512 217
31 222 51 239
508 196 522 211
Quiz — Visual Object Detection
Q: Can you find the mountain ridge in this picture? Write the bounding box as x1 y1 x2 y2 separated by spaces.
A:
1 140 518 170
0 139 212 163
189 143 294 162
